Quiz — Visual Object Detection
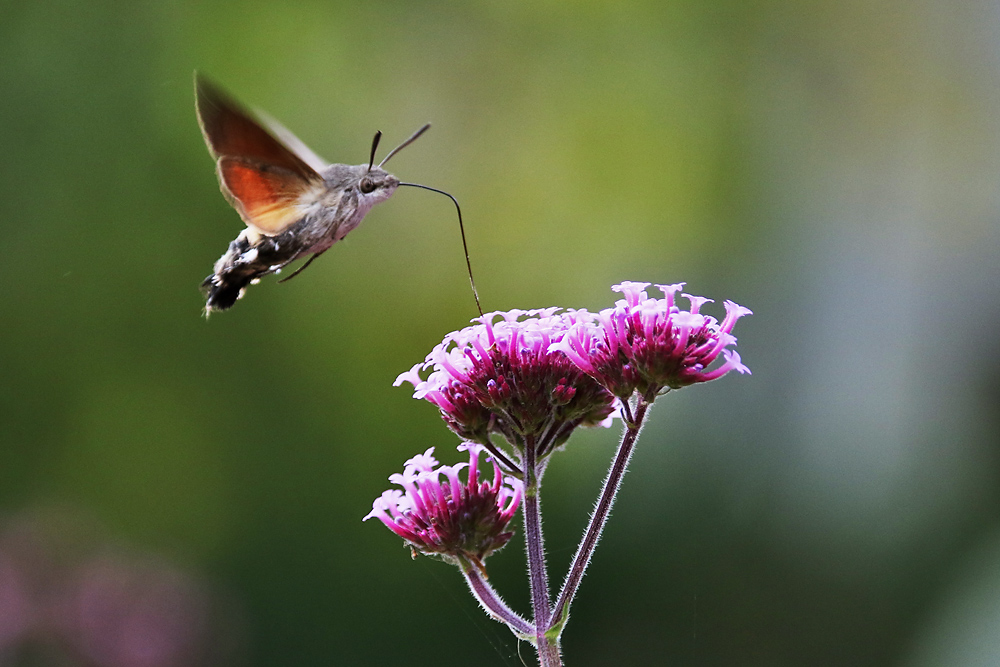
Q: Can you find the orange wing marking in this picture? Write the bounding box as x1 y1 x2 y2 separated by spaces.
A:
218 158 321 235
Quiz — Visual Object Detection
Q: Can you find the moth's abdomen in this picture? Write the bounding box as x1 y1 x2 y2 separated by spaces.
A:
201 234 258 312
201 230 303 314
200 189 357 313
201 274 246 312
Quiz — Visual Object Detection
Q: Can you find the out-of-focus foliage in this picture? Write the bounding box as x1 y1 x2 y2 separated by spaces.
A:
1 1 998 664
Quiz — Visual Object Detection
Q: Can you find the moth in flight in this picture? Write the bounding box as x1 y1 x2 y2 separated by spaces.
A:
195 74 439 314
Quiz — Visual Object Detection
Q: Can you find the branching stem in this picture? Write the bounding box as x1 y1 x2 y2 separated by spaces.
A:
459 559 534 637
549 396 652 633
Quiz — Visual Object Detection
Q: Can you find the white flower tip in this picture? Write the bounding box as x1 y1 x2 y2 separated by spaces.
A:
457 442 486 457
611 281 652 306
655 282 686 296
364 490 402 522
404 447 438 471
394 363 425 388
673 312 706 328
547 338 570 354
724 300 753 318
724 350 751 375
594 401 625 428
612 280 651 292
504 476 525 493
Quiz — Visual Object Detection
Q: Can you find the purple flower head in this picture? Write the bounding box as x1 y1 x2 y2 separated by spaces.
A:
395 309 617 453
555 282 752 396
364 444 523 568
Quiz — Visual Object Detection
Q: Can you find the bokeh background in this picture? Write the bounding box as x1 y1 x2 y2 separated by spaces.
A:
2 1 1000 665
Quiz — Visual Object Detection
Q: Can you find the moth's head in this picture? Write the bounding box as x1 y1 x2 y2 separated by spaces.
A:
357 165 400 205
322 164 399 207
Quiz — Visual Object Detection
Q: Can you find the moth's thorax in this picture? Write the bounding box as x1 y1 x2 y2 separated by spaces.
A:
314 163 398 238
296 163 397 244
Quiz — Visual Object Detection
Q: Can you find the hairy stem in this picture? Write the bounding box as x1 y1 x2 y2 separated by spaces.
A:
522 435 561 666
536 636 563 666
459 559 533 637
549 397 651 635
480 436 521 476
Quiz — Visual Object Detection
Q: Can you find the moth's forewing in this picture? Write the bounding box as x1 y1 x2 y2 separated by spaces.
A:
195 74 319 183
256 110 330 174
195 74 325 236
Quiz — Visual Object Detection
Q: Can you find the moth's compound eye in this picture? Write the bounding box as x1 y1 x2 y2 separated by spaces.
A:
359 178 377 194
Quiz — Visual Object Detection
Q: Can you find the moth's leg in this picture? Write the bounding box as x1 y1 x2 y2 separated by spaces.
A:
277 249 328 284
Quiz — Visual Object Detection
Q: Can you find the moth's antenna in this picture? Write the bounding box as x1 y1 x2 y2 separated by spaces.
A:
379 124 431 168
398 182 483 317
368 131 382 172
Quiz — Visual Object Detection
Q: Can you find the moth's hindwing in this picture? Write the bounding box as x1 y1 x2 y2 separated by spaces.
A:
217 157 323 236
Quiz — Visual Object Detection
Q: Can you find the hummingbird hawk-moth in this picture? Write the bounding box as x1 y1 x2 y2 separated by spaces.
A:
195 74 479 315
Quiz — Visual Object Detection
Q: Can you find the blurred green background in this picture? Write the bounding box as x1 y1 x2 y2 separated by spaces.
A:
2 0 999 664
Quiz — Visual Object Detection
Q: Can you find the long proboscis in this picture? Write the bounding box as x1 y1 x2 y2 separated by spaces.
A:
398 182 483 317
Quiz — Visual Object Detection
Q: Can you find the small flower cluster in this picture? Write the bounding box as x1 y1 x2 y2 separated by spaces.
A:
553 282 752 397
364 444 523 567
395 309 618 451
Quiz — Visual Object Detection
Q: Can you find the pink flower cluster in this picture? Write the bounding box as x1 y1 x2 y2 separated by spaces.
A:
364 444 523 566
395 284 750 442
552 282 752 396
373 282 751 562
395 309 618 451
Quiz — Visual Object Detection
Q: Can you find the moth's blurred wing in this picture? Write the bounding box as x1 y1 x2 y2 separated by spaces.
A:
256 109 330 173
218 158 323 236
195 74 320 183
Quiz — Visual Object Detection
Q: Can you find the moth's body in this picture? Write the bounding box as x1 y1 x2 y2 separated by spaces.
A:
202 163 398 310
195 74 404 313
